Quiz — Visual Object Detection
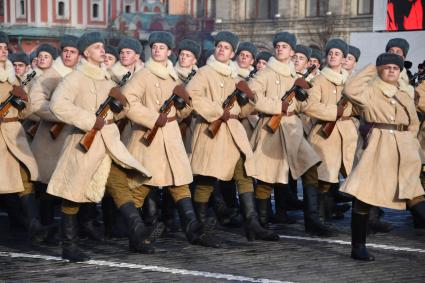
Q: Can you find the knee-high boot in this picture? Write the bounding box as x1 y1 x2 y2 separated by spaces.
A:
351 211 375 261
177 198 220 248
239 192 279 241
62 213 90 262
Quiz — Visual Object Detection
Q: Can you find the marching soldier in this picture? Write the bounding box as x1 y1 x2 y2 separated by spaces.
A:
47 32 155 261
341 53 425 261
104 45 119 69
122 31 217 247
110 37 144 82
308 49 322 80
303 38 357 236
186 31 278 241
0 31 51 243
248 32 343 228
10 52 31 84
385 38 410 86
30 35 100 243
342 45 361 76
255 51 272 71
293 44 312 76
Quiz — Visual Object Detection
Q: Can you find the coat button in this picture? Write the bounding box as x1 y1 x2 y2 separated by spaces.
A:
155 83 159 88
390 116 395 121
220 83 224 88
333 90 336 94
390 99 395 105
276 80 280 84
389 130 394 134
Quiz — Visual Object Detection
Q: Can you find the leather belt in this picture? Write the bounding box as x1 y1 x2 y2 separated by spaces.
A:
1 117 19 123
229 114 239 119
105 119 115 125
259 112 295 118
167 115 177 123
366 122 408 131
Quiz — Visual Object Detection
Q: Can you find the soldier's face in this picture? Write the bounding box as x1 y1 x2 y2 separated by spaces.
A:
274 42 294 62
309 58 321 71
236 50 254 69
151 43 171 63
378 64 400 84
37 51 53 69
342 54 356 72
61 46 80 68
214 42 234 63
104 54 117 69
0 43 8 62
84 42 106 65
13 61 28 75
293 53 308 73
388 47 405 59
120 48 140 67
256 59 267 71
326 48 344 68
178 50 197 68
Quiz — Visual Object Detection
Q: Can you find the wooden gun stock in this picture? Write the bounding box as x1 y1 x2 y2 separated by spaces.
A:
79 104 110 152
142 104 173 146
0 102 12 119
266 91 296 133
49 122 65 139
207 95 237 138
320 97 348 138
26 122 40 138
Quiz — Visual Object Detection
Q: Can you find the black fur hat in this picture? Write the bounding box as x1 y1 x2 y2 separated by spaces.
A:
178 39 201 60
148 31 174 49
214 31 239 51
385 38 409 57
376 53 404 71
9 52 30 65
77 32 105 54
236 42 257 58
310 49 323 62
105 45 119 61
325 38 349 57
295 44 312 60
272 32 296 50
348 45 361 62
0 31 9 44
256 51 272 62
60 35 79 50
37 43 58 59
168 52 177 65
118 37 142 54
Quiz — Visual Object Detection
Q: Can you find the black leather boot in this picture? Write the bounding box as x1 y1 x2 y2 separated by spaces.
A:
62 213 90 262
20 193 56 242
368 206 393 234
239 192 279 241
273 184 297 224
78 203 104 241
142 188 159 226
303 186 334 237
119 202 164 254
194 201 209 224
177 198 220 248
351 211 375 261
101 196 128 239
212 187 242 227
255 198 270 227
410 201 425 229
1 193 26 232
162 188 180 232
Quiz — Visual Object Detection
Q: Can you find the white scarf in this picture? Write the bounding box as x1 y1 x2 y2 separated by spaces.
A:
266 56 296 77
320 67 349 85
206 55 238 78
145 58 178 81
0 60 16 84
77 59 110 80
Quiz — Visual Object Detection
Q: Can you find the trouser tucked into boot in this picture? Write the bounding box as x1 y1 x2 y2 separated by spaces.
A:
351 199 374 261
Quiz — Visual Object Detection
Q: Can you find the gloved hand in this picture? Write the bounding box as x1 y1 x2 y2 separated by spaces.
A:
173 84 190 104
108 86 128 107
155 113 168 127
281 101 289 113
220 109 231 122
236 81 254 100
93 116 105 130
11 85 28 101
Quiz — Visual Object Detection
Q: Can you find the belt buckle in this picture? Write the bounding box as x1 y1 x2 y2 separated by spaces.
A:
396 124 403 131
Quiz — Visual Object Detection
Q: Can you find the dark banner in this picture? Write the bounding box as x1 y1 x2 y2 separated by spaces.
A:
387 0 424 31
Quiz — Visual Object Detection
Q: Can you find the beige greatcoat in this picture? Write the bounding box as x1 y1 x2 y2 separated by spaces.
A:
47 59 151 203
0 60 39 194
122 59 193 187
415 81 425 159
29 57 75 184
186 55 256 180
307 67 358 183
340 64 424 210
248 57 338 184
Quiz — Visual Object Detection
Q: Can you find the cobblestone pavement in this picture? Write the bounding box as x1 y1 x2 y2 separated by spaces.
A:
0 206 424 282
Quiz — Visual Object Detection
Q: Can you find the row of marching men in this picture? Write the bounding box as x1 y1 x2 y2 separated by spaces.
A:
1 28 425 263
